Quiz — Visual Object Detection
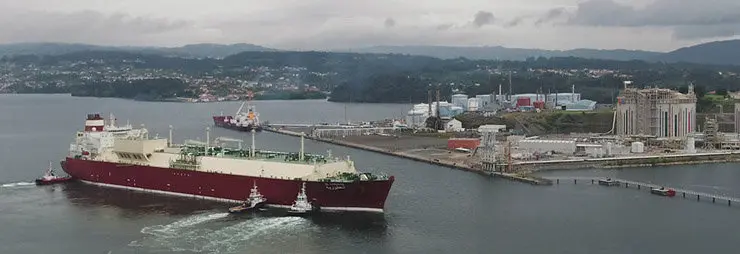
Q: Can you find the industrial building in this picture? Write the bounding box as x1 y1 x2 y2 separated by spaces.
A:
405 102 464 128
615 84 697 138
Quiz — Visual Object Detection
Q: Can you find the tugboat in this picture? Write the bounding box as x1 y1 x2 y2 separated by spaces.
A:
650 187 676 197
35 162 73 185
598 178 620 186
287 182 317 216
229 182 268 213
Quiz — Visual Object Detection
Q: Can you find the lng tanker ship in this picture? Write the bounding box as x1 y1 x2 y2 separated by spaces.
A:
213 91 262 132
61 113 395 212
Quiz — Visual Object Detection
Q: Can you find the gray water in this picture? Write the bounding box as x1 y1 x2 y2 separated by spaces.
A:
1 94 740 254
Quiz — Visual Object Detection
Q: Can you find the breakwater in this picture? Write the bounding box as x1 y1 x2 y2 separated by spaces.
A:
264 127 552 185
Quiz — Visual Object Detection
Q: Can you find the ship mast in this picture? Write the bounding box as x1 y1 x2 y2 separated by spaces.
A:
300 132 305 161
250 129 256 157
205 127 210 154
168 125 173 147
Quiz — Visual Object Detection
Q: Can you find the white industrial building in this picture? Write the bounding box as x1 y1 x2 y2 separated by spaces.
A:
478 125 506 133
518 139 577 154
616 84 697 138
445 119 464 132
405 102 464 128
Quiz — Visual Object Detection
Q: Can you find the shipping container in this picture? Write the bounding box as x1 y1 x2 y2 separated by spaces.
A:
447 138 481 150
516 97 531 107
533 101 545 109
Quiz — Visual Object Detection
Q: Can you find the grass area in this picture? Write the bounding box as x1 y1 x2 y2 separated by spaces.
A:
456 110 615 135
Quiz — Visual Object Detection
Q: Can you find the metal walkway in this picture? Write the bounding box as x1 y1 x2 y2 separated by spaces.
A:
545 177 740 205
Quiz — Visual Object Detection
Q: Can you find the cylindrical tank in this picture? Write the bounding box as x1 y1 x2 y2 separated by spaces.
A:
467 98 480 111
631 142 644 153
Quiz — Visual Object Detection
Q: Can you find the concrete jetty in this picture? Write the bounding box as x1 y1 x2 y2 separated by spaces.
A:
264 127 552 185
548 177 740 207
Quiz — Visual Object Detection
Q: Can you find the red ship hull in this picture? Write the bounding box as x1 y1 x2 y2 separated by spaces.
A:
61 157 394 212
212 116 262 132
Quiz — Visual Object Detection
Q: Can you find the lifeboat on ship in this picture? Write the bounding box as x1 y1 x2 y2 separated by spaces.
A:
35 162 73 185
229 182 268 213
650 187 676 197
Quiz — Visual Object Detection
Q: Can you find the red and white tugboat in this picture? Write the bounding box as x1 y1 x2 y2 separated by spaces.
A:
287 182 318 216
35 162 73 185
229 182 268 213
650 186 676 197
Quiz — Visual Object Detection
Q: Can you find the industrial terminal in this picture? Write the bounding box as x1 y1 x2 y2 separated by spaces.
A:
265 80 740 182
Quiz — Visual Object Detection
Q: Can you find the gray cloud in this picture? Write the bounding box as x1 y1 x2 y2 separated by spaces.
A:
473 11 495 28
0 10 191 45
562 0 740 39
436 23 454 31
384 18 396 28
673 24 740 39
535 8 566 26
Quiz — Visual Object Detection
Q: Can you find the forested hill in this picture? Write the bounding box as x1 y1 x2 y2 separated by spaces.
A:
4 50 740 104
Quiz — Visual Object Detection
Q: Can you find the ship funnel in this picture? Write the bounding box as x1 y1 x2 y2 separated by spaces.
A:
84 113 105 132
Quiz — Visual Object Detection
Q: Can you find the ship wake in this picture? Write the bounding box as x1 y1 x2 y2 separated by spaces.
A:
1 182 35 189
130 214 307 253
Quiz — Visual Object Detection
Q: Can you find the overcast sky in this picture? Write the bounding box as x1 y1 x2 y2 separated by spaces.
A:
1 0 739 52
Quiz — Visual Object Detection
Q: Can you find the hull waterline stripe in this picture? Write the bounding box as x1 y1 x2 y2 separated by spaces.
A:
77 180 385 213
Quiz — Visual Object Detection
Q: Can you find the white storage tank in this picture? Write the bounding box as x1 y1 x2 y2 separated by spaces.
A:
631 142 644 153
451 94 468 110
467 98 480 112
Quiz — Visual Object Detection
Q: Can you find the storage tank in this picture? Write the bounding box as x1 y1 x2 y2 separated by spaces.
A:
631 142 644 153
451 94 468 110
467 98 480 111
516 97 531 107
476 94 492 108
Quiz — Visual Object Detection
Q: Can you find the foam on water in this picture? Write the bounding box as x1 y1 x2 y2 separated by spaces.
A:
130 215 307 253
0 182 35 188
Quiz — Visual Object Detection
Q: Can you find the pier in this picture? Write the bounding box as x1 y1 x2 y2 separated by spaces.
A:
548 177 740 207
263 127 552 185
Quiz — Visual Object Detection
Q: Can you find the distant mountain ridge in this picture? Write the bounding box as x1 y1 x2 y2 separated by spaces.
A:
2 39 740 65
0 42 277 59
348 45 663 62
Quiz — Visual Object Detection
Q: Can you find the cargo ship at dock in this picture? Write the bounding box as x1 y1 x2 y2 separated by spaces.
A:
61 113 395 212
212 91 263 132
